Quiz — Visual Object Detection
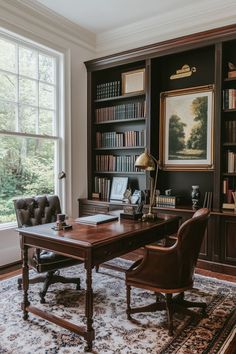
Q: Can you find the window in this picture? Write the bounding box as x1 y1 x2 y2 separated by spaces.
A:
0 32 64 225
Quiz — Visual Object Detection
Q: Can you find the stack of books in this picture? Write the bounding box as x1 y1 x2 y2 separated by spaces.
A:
156 195 181 208
96 81 121 99
223 89 236 110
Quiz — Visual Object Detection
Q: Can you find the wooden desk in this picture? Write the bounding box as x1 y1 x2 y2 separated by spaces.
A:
19 213 179 351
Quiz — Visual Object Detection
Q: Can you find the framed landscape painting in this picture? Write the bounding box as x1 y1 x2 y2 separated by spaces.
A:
159 85 214 171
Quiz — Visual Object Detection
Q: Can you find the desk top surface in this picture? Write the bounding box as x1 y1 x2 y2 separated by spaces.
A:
17 213 179 248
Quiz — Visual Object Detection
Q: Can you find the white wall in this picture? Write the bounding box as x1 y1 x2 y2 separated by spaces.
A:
0 0 95 266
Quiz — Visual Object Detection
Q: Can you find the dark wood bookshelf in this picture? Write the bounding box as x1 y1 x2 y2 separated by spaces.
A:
84 24 236 276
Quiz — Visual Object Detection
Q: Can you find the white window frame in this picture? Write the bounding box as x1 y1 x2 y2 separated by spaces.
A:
0 29 66 229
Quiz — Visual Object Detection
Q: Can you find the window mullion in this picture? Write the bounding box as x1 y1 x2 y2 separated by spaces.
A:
36 52 39 134
16 42 19 132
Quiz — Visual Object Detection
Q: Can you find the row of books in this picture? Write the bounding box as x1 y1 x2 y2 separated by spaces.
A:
94 176 111 201
222 177 235 204
96 81 121 99
95 154 139 172
223 89 236 110
225 120 236 142
226 150 236 173
96 130 145 148
95 101 146 123
155 195 181 208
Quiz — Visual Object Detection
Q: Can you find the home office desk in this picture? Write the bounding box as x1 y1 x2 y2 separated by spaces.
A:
18 213 179 351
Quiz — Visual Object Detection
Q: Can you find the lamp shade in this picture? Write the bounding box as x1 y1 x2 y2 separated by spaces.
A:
135 150 155 171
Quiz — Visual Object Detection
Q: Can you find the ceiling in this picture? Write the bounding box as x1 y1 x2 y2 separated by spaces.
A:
34 0 209 34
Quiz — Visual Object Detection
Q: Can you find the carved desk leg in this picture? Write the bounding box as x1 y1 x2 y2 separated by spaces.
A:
21 243 30 320
84 258 95 352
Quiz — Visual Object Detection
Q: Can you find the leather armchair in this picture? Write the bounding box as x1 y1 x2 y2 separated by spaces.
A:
14 195 82 303
126 208 210 335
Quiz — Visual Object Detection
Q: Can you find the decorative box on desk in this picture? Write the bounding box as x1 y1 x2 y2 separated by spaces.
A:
156 195 182 208
120 205 143 220
120 212 143 220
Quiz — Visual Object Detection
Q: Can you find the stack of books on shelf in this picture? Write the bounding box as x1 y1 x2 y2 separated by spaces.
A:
96 81 121 99
227 150 236 173
222 178 235 209
95 101 146 123
156 195 181 208
96 154 139 172
94 177 111 201
96 130 145 148
225 121 236 142
223 89 236 109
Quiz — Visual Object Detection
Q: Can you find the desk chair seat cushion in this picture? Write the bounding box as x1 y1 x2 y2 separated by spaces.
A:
31 249 80 273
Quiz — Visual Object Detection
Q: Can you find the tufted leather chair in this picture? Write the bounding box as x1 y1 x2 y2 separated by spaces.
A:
126 208 210 335
14 195 81 303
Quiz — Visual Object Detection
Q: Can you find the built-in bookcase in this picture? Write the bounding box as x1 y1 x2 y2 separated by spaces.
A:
83 25 236 276
87 61 150 200
221 39 236 205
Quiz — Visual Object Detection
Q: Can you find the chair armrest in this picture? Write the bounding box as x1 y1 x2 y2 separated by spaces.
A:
127 257 143 271
145 238 178 254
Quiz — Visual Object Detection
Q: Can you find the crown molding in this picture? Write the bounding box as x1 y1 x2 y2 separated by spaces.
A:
96 0 236 56
0 0 96 51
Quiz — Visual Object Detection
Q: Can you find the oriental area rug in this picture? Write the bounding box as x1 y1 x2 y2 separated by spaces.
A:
1 260 236 354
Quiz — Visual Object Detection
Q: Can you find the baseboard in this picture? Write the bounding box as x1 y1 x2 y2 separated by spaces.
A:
197 259 236 277
0 260 22 274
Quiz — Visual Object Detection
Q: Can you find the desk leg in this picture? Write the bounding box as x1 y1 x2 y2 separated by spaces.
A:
84 262 95 352
22 245 30 320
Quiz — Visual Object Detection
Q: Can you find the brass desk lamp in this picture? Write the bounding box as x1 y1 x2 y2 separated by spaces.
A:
135 148 159 220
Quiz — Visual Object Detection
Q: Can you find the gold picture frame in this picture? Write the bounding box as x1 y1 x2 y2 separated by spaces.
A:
122 68 145 95
159 85 214 171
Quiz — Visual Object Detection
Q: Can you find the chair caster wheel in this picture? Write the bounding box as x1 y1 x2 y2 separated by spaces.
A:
39 292 46 303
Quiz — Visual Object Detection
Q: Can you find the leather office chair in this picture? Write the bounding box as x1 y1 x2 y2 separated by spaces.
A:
14 195 81 303
126 208 210 335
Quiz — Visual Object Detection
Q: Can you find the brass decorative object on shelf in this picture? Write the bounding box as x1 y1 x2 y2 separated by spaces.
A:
170 64 196 80
135 149 159 221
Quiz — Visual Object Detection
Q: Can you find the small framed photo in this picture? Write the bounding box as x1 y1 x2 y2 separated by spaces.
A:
122 68 145 95
110 177 128 201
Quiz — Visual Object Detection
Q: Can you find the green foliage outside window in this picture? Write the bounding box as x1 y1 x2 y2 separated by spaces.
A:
0 35 58 224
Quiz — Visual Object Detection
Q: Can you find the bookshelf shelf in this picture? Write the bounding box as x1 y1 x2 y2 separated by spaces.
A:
94 117 146 125
95 146 145 151
224 77 236 82
95 171 145 175
223 143 236 146
223 109 236 112
94 92 145 103
223 173 236 176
